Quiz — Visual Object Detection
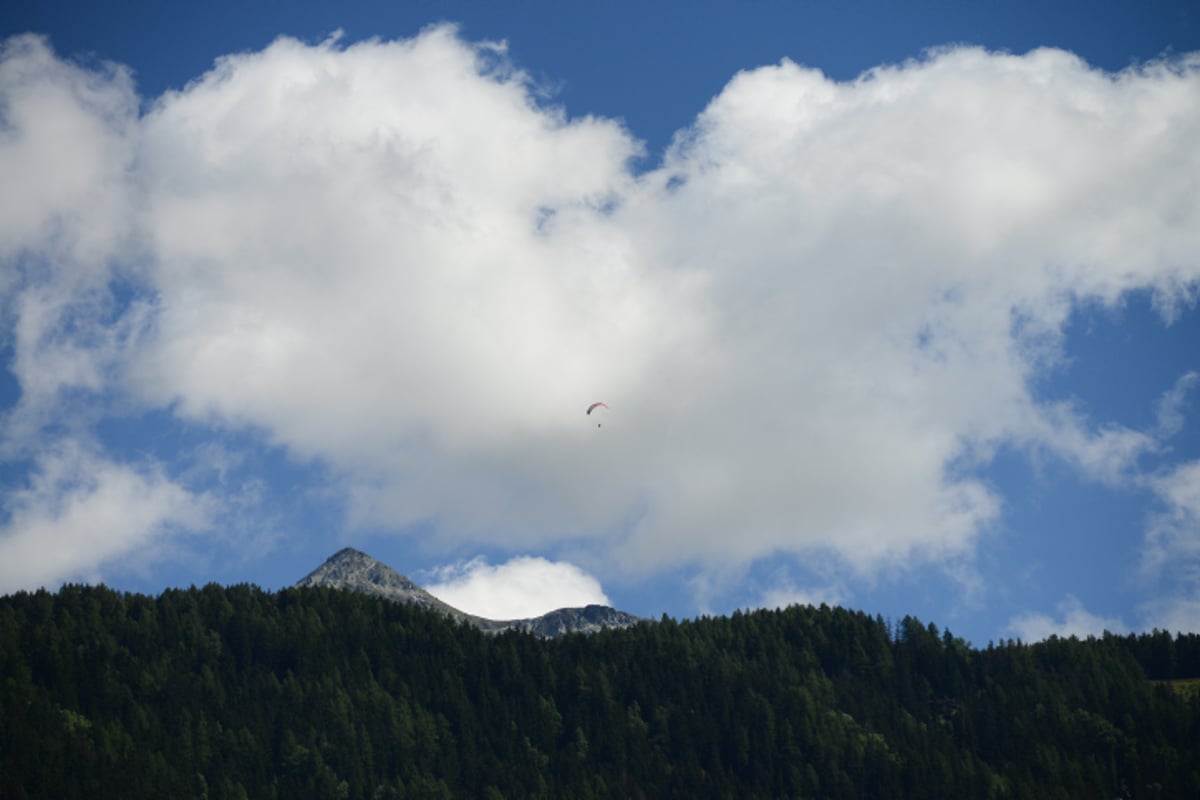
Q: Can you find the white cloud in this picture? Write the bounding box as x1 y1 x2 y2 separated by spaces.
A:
1140 590 1200 635
1156 371 1198 439
423 555 610 619
1144 460 1200 570
0 35 151 464
0 440 211 594
0 35 137 268
1008 595 1127 642
1124 369 1200 636
125 28 663 536
603 46 1200 572
757 581 847 611
3 31 1200 594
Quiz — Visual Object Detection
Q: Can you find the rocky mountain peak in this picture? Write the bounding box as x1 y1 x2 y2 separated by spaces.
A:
296 548 644 637
296 547 469 621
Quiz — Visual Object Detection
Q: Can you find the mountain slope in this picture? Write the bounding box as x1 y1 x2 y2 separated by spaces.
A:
296 547 643 637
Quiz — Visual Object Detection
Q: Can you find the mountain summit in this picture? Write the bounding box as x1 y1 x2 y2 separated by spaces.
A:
296 548 643 637
296 547 468 619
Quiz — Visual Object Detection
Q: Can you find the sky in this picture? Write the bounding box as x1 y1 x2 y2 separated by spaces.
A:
2 0 1199 645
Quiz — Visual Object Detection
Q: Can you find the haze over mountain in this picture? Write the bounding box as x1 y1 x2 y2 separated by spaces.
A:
297 548 643 637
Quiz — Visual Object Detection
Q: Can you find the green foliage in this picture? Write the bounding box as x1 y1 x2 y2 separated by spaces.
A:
1 584 1198 799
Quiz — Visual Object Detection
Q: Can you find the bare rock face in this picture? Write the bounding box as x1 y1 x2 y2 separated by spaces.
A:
297 547 468 618
296 547 644 638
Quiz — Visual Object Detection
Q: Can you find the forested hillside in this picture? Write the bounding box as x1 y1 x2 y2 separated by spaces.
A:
2 583 1198 799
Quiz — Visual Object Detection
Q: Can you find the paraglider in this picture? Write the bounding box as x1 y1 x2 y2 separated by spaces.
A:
587 402 608 427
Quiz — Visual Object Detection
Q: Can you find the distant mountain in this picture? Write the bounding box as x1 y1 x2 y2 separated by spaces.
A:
296 547 644 637
501 604 647 637
296 547 472 619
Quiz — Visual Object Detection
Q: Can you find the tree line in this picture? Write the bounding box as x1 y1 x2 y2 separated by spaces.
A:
1 582 1197 798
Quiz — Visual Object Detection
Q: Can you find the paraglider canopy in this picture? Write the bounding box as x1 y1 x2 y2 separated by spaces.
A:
587 402 609 427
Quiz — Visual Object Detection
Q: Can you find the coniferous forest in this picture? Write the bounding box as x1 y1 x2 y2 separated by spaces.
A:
2 583 1198 799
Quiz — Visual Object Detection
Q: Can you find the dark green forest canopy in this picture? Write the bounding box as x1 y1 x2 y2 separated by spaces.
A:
2 583 1198 799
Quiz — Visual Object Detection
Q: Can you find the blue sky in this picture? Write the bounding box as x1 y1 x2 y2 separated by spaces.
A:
2 0 1198 645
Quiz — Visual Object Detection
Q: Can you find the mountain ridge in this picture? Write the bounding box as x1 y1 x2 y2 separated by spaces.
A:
296 547 644 637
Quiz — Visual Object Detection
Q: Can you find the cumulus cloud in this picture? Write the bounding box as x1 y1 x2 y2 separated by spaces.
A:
603 46 1200 572
0 35 137 268
2 29 1200 595
0 35 144 452
0 441 210 594
125 28 665 541
423 555 611 619
1008 595 1127 641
